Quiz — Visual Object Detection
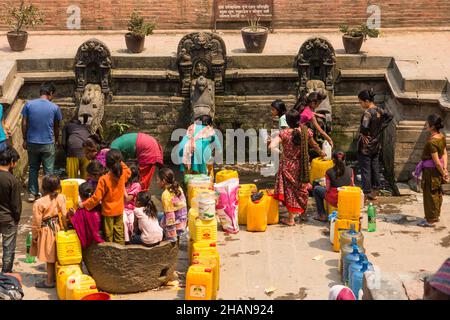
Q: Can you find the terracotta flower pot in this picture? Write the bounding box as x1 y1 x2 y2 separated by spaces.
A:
6 31 28 52
342 35 364 54
241 26 269 53
125 33 145 53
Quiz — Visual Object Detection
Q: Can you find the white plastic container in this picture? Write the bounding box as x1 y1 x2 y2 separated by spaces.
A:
198 199 216 220
322 141 332 160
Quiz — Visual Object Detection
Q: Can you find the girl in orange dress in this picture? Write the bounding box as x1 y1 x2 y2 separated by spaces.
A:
31 174 68 288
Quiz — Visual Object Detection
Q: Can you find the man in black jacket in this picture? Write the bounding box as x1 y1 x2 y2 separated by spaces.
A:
0 147 21 273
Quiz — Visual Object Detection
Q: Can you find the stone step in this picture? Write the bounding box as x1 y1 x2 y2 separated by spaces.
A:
338 69 387 79
112 69 179 80
226 68 297 79
17 71 75 82
0 60 16 97
0 76 24 105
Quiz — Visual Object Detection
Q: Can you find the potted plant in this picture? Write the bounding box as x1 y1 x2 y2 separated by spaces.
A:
339 24 380 54
125 12 155 54
241 15 269 53
2 0 44 52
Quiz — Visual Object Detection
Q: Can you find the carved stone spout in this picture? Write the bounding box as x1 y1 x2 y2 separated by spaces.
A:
78 84 105 135
191 75 215 119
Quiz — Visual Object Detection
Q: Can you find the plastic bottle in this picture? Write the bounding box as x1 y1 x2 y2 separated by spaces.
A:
25 232 35 263
348 253 374 288
322 141 332 160
349 260 370 300
343 242 362 284
367 203 376 232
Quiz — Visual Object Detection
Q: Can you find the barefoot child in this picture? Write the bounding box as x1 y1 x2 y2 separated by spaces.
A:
81 149 131 244
31 174 68 288
124 162 142 243
131 191 163 246
157 167 187 242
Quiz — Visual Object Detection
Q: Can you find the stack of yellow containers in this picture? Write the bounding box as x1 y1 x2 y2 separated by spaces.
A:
332 186 363 252
186 186 220 300
55 230 98 300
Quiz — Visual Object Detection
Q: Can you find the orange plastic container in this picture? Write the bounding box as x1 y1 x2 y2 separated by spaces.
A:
56 263 82 300
215 170 238 184
247 196 268 232
66 274 98 300
262 189 279 225
310 157 334 183
332 218 361 252
324 201 337 215
238 184 257 225
81 292 111 300
185 265 214 300
61 180 79 210
337 186 362 220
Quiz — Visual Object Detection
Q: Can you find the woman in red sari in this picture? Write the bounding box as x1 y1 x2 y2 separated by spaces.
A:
270 109 324 226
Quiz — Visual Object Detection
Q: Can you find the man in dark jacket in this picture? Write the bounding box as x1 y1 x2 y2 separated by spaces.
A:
0 147 21 273
357 90 393 200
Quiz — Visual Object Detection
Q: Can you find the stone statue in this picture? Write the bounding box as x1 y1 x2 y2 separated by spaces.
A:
190 75 215 119
78 84 105 135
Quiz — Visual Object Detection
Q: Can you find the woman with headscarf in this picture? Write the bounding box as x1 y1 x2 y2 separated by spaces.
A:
178 115 222 177
269 109 325 226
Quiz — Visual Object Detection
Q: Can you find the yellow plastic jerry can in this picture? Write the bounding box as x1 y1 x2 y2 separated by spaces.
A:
310 157 334 184
262 189 279 225
337 186 362 220
238 184 257 225
193 217 217 242
215 170 238 184
56 230 82 265
56 263 82 300
247 195 268 232
332 218 361 252
66 274 98 300
61 180 79 210
185 265 214 300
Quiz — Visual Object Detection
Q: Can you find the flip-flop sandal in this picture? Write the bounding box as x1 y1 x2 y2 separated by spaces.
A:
280 218 295 226
417 220 434 228
35 281 55 289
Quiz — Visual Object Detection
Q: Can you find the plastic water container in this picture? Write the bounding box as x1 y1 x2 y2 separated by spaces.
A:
185 265 214 300
349 256 374 299
247 196 268 232
215 170 238 184
81 292 111 300
332 219 361 252
339 223 364 251
66 274 98 300
198 198 216 220
237 184 258 225
329 211 338 244
184 174 209 186
193 218 218 242
262 189 279 225
342 243 362 284
188 177 212 207
56 263 82 300
324 201 337 215
337 186 362 220
192 246 220 293
188 208 199 237
56 230 82 265
61 180 79 210
339 238 365 277
310 157 334 184
322 141 332 160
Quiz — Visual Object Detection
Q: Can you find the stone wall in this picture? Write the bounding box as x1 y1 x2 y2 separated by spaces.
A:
0 0 449 31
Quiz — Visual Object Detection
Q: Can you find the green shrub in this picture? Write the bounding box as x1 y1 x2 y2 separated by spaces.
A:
128 12 155 38
339 24 380 41
1 0 44 33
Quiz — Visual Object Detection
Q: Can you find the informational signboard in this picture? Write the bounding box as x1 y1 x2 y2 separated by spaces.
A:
213 0 274 31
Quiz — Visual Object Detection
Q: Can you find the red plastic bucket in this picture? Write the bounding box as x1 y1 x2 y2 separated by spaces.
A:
81 292 111 300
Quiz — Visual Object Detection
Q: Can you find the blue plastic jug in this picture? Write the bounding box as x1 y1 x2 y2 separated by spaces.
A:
348 254 374 299
343 241 362 284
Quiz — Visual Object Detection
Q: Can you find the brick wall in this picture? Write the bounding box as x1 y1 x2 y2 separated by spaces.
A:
0 0 449 31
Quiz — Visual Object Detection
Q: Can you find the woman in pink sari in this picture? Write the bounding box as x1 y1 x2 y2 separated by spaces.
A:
270 109 324 226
